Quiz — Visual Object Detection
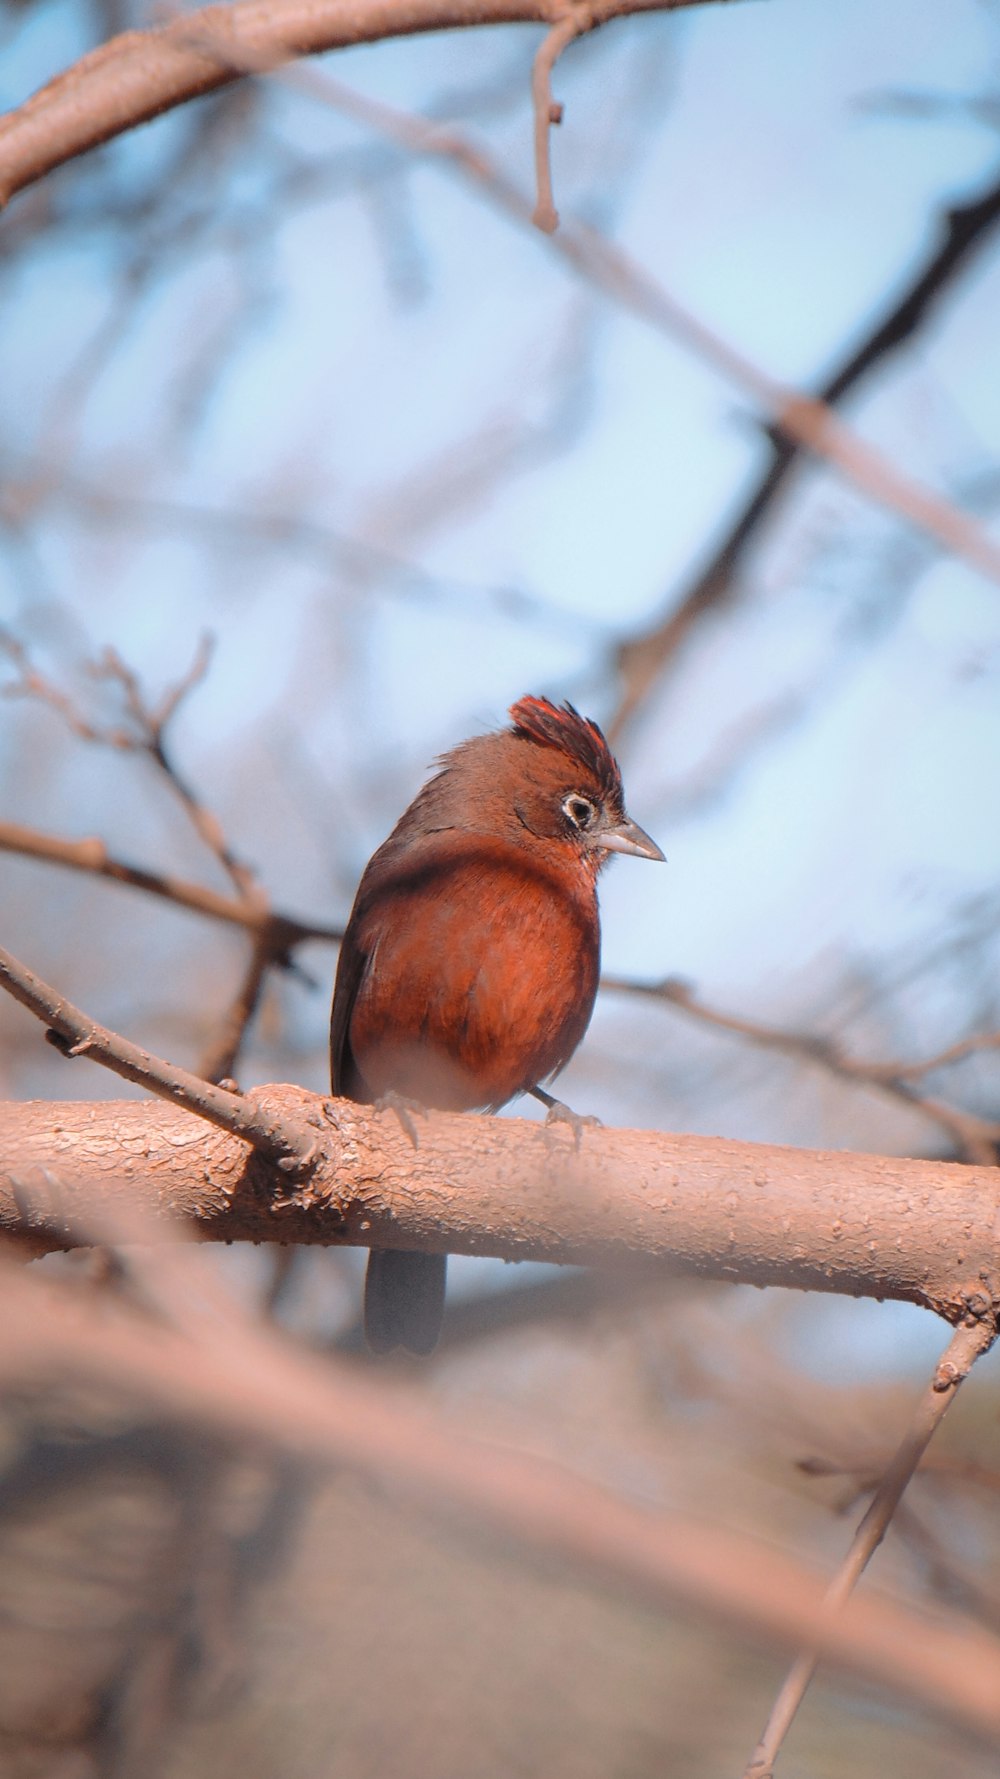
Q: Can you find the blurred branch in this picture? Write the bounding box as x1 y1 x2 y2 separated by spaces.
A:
3 1069 1000 1322
0 0 713 209
5 16 1000 599
4 1248 1000 1743
610 162 1000 735
278 70 1000 592
797 1464 1000 1636
92 634 241 873
197 929 274 1083
602 974 1000 1164
892 1500 1000 1640
2 629 260 904
892 1029 1000 1078
745 1314 996 1778
0 817 342 946
13 475 579 631
0 631 344 1076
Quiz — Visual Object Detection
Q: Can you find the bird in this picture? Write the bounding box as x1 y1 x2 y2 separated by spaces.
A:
330 694 664 1354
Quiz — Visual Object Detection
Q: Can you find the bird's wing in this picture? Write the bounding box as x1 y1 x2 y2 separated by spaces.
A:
329 926 374 1099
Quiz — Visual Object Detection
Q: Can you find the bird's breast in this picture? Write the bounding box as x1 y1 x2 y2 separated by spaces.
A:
346 842 600 1111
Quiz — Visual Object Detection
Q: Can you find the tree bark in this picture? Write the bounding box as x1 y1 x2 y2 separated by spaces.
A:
3 1086 998 1323
0 0 713 208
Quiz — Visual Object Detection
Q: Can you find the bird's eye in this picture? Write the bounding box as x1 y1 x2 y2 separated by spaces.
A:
562 794 597 830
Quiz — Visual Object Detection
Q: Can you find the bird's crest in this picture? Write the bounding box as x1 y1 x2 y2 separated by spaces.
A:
508 696 621 802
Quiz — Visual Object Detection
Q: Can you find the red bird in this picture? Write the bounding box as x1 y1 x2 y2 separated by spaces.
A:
330 695 664 1353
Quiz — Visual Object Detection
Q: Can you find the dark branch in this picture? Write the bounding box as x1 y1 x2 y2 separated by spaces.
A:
610 163 1000 736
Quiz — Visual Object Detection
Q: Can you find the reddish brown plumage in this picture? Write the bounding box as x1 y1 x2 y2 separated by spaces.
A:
330 697 663 1352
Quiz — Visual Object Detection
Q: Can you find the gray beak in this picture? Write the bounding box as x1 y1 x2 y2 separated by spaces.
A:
592 816 665 862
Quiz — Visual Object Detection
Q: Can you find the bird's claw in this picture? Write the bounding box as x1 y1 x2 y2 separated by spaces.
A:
534 1089 601 1152
374 1089 427 1150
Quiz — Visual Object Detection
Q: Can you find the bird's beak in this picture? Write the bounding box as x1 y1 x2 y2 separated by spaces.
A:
592 817 665 862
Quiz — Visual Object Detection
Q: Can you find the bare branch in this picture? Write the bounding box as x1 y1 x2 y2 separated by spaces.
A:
609 163 1000 737
530 9 584 232
3 804 994 1160
273 71 1000 593
0 0 713 210
0 817 339 1080
745 1314 996 1777
3 1089 1000 1326
0 632 342 1076
1 628 263 902
4 23 1000 592
0 944 318 1171
888 1029 1000 1080
197 930 272 1084
89 635 261 902
0 818 342 945
4 1251 1000 1743
602 975 1000 1164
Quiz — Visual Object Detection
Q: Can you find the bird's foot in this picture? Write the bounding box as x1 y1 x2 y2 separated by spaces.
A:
373 1089 427 1149
530 1086 602 1152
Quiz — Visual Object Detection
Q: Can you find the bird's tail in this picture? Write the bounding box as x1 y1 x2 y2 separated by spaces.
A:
364 1250 447 1354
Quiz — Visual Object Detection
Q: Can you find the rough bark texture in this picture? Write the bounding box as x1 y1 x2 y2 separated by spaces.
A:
3 1087 999 1323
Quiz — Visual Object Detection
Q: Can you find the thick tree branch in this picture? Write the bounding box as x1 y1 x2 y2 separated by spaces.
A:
3 1089 1000 1324
0 0 713 209
3 816 993 1162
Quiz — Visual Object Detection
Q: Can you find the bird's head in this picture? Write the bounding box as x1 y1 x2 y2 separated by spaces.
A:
503 695 664 870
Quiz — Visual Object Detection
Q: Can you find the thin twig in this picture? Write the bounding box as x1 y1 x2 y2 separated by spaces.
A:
743 1313 998 1778
0 633 337 1075
0 942 318 1170
530 10 585 232
1 629 262 905
91 636 263 904
887 1029 1000 1080
0 0 715 209
793 1471 1000 1639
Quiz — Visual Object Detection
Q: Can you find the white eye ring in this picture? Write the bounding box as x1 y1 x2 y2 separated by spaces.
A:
562 794 596 830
